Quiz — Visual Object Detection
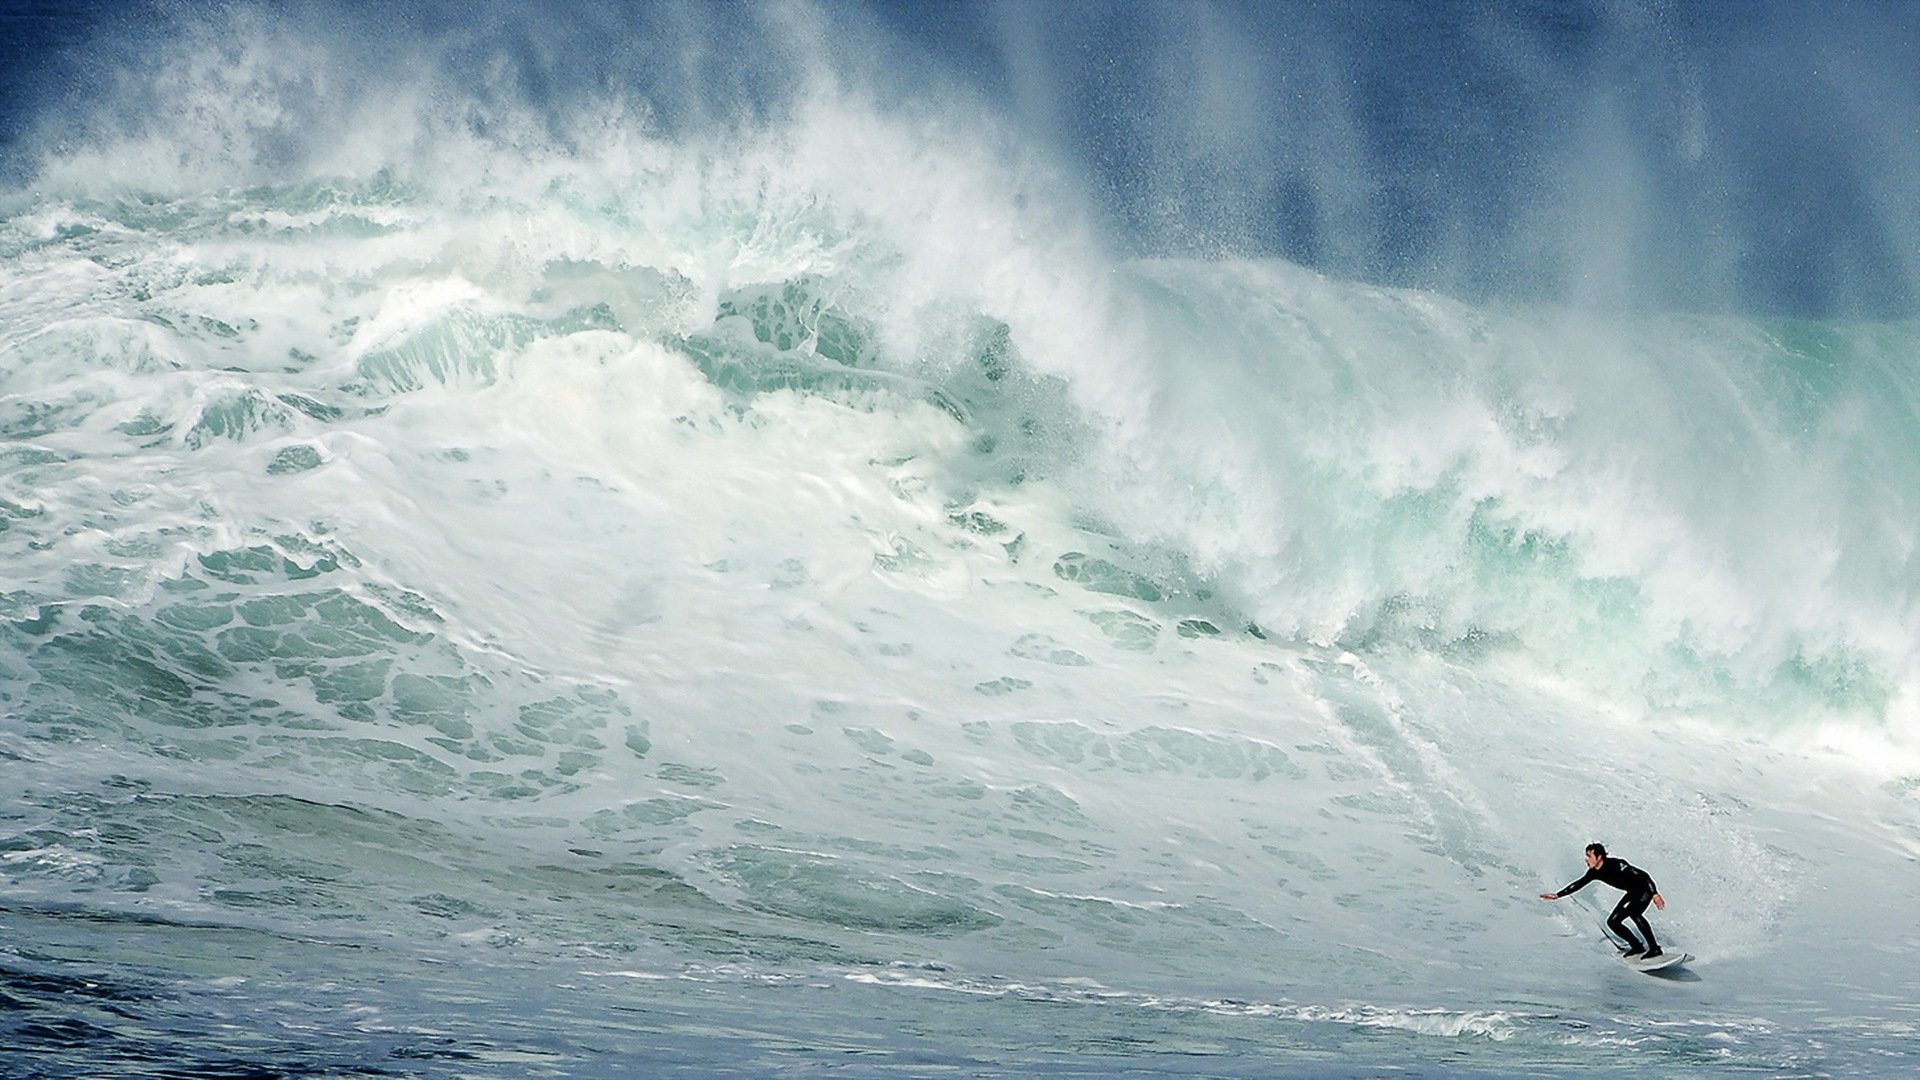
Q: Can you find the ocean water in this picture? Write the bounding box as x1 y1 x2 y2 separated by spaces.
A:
3 3 1919 1076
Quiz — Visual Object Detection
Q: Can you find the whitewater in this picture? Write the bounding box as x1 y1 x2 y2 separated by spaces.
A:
3 3 1919 1076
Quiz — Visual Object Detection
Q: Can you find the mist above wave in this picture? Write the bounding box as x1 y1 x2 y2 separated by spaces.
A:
9 0 1920 316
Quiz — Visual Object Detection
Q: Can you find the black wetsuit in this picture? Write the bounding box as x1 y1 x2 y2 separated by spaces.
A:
1559 857 1660 953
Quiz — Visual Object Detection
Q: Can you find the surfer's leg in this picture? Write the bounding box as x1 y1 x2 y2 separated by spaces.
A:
1622 891 1659 954
1606 896 1644 953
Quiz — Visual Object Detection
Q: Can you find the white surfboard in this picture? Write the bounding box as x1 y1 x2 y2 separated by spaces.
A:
1620 949 1692 972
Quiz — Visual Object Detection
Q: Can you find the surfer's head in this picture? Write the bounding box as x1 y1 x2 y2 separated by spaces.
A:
1585 843 1607 868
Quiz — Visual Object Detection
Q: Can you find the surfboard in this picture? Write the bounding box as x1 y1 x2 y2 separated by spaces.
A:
1620 949 1691 972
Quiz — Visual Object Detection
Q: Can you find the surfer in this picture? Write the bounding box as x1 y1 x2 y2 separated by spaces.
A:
1539 843 1666 958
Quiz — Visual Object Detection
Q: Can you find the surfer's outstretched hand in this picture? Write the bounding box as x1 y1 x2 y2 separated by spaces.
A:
1538 892 1558 900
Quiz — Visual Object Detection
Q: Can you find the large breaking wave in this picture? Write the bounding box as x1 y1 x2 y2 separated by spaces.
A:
3 3 1918 1075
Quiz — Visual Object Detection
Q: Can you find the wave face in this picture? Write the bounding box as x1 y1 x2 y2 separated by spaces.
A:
3 3 1920 1075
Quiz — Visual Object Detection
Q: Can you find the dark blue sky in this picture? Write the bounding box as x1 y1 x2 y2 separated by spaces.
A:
4 0 1916 317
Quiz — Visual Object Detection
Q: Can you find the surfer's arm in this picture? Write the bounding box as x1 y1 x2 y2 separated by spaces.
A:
1542 869 1598 899
1636 867 1663 906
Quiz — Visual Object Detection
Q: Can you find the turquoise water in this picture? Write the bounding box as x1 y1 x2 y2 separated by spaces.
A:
4 4 1920 1076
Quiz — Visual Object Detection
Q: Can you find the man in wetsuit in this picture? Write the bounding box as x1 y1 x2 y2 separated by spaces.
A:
1539 843 1667 958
